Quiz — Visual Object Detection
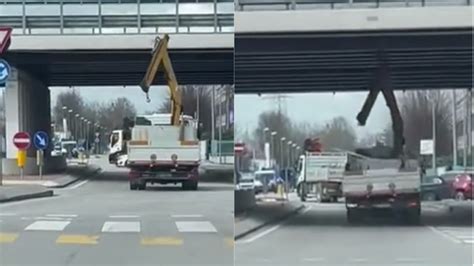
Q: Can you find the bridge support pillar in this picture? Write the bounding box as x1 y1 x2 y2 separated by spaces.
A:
2 67 63 175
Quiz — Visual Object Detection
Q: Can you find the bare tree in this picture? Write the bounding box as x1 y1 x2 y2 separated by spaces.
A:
320 116 357 151
400 90 452 157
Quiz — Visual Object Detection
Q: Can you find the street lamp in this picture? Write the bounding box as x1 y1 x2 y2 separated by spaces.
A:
75 114 80 140
280 137 286 169
271 131 277 167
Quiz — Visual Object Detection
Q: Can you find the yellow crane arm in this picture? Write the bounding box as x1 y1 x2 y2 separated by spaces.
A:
140 34 182 126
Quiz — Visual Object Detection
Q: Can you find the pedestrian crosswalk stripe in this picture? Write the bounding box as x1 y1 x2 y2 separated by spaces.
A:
0 233 18 243
101 221 141 233
175 221 217 233
56 235 99 245
25 221 71 231
141 237 183 246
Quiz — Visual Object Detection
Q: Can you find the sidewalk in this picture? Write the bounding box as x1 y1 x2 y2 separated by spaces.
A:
235 195 304 239
1 164 102 188
0 185 53 203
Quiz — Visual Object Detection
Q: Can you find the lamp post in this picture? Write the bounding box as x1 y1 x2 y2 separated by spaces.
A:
263 127 270 168
75 114 80 140
68 109 73 139
271 131 277 167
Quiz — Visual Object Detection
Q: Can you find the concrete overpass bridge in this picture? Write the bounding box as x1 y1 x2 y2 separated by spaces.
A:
0 0 234 174
235 5 473 93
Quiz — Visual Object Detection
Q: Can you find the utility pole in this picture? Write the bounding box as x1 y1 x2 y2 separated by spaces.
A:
452 90 458 167
432 100 437 171
463 90 468 168
218 88 222 164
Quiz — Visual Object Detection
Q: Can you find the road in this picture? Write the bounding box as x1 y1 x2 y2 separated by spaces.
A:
236 195 473 266
0 161 234 266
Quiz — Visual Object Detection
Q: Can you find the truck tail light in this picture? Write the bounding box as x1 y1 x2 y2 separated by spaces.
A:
408 201 418 207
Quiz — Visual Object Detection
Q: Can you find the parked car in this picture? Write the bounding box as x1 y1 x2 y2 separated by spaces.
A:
236 173 255 191
452 173 473 200
254 170 277 193
420 175 450 201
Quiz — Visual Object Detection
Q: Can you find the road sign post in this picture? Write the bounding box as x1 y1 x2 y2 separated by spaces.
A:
36 150 44 179
33 131 49 179
13 132 31 179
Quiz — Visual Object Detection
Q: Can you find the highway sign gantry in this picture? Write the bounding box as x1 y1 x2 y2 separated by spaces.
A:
33 131 49 150
13 132 31 150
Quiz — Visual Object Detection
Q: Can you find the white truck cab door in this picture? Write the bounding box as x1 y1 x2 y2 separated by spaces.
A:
296 156 305 186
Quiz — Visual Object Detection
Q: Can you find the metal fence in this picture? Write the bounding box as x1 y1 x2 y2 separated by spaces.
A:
236 0 471 10
0 0 234 34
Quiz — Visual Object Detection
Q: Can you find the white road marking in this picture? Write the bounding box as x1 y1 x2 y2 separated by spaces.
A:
237 224 281 244
45 214 78 218
348 258 369 262
427 226 462 244
109 215 140 219
171 214 203 218
462 240 474 244
0 213 17 216
175 221 217 233
302 257 325 262
238 205 310 244
101 221 141 233
25 221 71 231
33 217 72 221
64 180 89 190
395 258 423 262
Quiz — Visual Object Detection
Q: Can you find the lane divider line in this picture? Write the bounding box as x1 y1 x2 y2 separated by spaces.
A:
427 226 462 244
56 234 99 245
141 237 183 246
0 233 18 243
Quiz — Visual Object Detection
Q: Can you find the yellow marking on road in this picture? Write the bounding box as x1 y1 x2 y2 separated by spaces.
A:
56 234 99 245
141 237 183 246
225 238 234 247
0 233 18 243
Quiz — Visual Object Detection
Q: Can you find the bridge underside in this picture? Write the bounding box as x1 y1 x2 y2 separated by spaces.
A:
235 28 473 93
4 49 233 86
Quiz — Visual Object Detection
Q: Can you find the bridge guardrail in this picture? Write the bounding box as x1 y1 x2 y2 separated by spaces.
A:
0 1 234 34
236 0 471 10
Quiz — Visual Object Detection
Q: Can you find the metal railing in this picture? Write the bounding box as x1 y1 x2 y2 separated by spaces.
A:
0 1 234 34
236 0 471 10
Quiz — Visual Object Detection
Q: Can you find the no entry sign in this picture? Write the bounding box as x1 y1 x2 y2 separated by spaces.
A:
234 143 245 154
13 131 31 150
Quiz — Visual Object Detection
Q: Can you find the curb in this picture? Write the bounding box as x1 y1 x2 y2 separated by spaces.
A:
234 204 305 240
45 167 103 188
0 190 54 203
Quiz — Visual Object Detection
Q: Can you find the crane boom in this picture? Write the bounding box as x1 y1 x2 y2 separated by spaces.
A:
140 34 182 126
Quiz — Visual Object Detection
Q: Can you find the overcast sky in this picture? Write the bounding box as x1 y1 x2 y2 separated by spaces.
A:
49 86 169 114
235 92 392 140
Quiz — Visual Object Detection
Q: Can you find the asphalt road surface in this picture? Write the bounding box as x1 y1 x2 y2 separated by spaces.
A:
236 196 473 266
0 163 234 266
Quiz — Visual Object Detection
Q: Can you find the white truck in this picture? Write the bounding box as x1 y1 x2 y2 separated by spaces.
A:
343 168 421 224
296 152 365 202
126 113 201 191
108 129 125 165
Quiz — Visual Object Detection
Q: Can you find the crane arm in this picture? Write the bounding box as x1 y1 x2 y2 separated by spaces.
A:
140 34 182 126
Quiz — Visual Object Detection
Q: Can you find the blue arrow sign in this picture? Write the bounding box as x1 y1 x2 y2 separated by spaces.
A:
0 59 11 84
33 131 49 150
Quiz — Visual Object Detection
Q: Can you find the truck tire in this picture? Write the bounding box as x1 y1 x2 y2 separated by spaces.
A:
182 180 198 191
347 209 361 224
403 208 421 225
300 183 306 202
137 182 146 190
130 183 137 190
331 196 338 203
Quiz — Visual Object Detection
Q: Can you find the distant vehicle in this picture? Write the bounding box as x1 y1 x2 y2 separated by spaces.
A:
420 175 450 201
108 130 124 164
254 170 277 193
254 179 263 194
296 151 365 203
452 173 473 200
237 173 255 191
116 154 128 167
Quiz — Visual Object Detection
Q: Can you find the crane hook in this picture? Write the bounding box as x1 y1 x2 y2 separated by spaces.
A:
146 92 151 103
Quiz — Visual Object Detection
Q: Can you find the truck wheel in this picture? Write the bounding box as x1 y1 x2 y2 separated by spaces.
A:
137 182 146 190
331 196 338 203
300 183 306 202
130 183 137 190
403 208 421 225
347 209 360 224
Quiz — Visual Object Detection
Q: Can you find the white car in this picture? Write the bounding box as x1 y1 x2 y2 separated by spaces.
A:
116 154 128 167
